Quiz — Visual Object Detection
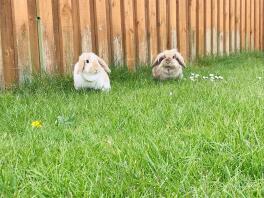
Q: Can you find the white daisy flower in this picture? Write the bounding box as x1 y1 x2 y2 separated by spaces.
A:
218 76 224 80
257 77 262 80
169 92 173 96
209 74 214 77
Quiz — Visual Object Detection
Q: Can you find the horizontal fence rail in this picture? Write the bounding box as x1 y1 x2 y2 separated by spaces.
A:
0 0 264 88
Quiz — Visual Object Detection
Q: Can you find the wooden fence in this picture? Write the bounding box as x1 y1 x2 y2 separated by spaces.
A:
0 0 264 88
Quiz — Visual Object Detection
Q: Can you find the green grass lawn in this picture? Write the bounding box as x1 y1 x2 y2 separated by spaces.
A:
0 52 264 197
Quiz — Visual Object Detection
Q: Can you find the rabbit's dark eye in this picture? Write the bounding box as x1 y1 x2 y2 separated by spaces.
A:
159 56 166 62
173 55 176 59
86 60 89 63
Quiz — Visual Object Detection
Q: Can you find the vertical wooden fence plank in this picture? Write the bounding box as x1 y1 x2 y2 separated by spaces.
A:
250 0 254 50
262 0 264 50
0 22 4 88
205 0 211 55
189 0 196 60
169 0 177 49
109 0 123 65
38 0 57 73
147 0 158 63
27 0 40 73
135 0 148 64
51 0 63 73
235 0 240 51
94 0 110 63
78 0 93 53
240 0 246 50
260 0 264 50
58 0 74 73
0 0 18 86
212 0 218 54
261 1 264 51
122 0 136 69
245 0 250 49
224 0 229 54
229 0 235 53
178 0 187 59
13 0 32 82
197 0 204 56
157 0 167 52
254 0 260 50
217 0 224 55
71 0 81 63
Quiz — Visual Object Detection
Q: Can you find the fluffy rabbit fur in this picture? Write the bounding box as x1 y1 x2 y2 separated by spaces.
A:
152 49 186 80
73 52 111 91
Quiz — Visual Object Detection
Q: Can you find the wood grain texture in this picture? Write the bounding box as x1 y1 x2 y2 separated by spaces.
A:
229 0 235 52
94 0 110 63
240 0 246 50
78 0 93 53
27 0 40 73
260 0 264 50
147 0 158 63
178 0 187 59
261 1 264 50
188 0 196 60
0 0 18 86
245 0 250 49
0 19 4 88
157 0 167 52
71 0 81 63
38 0 57 73
13 0 32 82
58 0 74 73
109 0 123 65
197 0 204 56
212 0 218 54
122 0 136 69
51 0 63 73
254 0 260 50
235 0 241 51
224 0 230 54
217 0 224 55
169 0 177 49
205 0 211 55
135 0 148 64
250 0 254 50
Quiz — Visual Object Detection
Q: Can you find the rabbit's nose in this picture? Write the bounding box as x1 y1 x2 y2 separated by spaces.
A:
165 57 172 64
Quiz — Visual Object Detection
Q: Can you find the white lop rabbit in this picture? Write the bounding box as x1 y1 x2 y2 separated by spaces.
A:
152 49 186 80
73 52 111 91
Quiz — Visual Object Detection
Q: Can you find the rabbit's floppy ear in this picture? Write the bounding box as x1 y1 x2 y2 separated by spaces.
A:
152 52 165 67
173 49 186 68
96 55 111 73
77 55 86 74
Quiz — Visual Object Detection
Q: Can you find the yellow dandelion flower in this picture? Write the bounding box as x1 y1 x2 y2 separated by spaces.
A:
31 120 42 128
